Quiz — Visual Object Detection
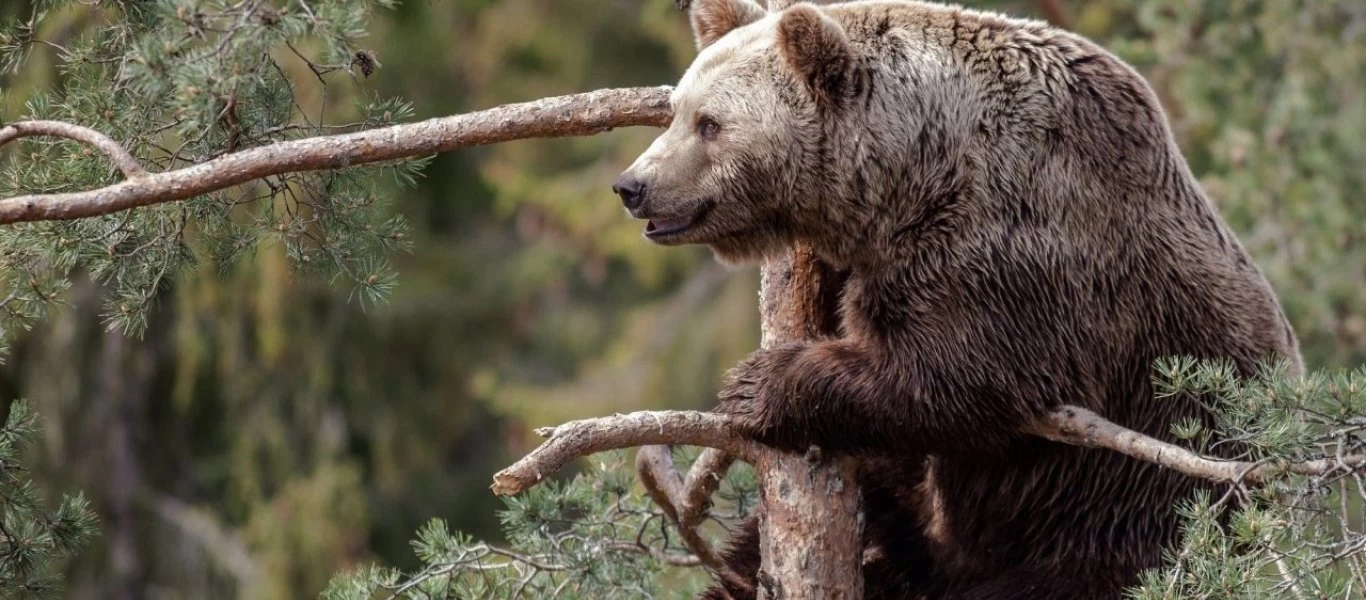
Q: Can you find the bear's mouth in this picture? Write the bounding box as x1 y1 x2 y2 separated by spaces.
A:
644 202 711 241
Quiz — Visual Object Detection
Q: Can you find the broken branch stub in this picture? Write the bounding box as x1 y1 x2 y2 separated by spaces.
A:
490 410 757 497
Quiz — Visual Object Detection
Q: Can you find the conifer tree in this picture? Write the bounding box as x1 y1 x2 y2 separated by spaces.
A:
0 401 98 597
0 1 1363 598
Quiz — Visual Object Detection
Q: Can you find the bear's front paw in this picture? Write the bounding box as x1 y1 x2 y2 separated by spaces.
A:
716 346 805 450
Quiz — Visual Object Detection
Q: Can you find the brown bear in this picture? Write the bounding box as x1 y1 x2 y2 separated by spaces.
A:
612 1 1301 598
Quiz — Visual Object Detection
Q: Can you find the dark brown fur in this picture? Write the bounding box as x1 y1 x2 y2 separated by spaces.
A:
618 2 1301 598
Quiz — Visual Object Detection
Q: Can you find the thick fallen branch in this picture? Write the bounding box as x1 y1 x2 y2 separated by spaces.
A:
0 86 672 224
491 410 757 497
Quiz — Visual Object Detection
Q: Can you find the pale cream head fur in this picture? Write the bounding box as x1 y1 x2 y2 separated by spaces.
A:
618 9 806 264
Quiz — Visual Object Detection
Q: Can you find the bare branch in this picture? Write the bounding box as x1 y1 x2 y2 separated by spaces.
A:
491 411 758 497
636 446 686 521
634 445 734 530
492 401 1365 595
499 404 1366 505
634 445 725 569
680 448 734 529
1030 405 1366 485
0 86 673 225
0 120 148 179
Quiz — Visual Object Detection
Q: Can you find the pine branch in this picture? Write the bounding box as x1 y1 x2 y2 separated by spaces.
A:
0 86 672 225
0 121 147 178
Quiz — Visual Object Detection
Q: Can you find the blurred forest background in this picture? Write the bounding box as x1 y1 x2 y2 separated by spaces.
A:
0 0 1362 598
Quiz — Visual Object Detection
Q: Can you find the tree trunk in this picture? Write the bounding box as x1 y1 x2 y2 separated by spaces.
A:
753 245 863 599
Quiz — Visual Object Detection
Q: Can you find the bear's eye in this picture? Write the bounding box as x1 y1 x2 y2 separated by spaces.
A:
696 117 721 141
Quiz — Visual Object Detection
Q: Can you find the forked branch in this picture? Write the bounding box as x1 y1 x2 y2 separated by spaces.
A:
679 448 735 527
634 445 761 595
0 120 147 179
634 445 726 569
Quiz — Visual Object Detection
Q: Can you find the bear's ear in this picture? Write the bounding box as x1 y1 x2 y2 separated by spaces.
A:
690 0 766 50
777 4 853 104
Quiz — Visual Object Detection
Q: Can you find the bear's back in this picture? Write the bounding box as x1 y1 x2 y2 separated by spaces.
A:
824 0 1298 589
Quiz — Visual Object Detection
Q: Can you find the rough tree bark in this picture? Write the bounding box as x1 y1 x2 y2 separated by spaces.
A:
751 246 862 599
493 248 866 599
665 2 864 595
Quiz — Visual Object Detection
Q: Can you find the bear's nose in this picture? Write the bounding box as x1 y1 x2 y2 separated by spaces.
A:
612 173 646 211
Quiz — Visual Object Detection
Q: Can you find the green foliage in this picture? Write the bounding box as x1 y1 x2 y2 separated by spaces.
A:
0 0 1361 599
1113 0 1366 368
0 0 416 341
322 451 756 599
1133 361 1366 599
0 401 98 597
1106 3 1366 592
2 1 748 597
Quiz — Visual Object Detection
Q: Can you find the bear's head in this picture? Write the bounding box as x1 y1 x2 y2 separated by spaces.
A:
613 0 858 264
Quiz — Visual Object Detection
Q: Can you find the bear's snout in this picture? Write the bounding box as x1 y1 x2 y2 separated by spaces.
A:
612 173 646 211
